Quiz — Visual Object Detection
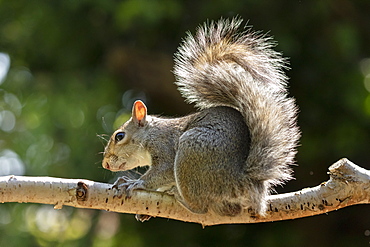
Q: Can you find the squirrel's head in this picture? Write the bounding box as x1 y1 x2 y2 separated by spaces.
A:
102 100 152 172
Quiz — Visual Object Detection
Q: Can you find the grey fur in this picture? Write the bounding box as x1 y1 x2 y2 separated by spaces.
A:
173 18 300 214
102 18 300 217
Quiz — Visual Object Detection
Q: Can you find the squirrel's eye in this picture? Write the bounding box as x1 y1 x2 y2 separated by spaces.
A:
114 132 125 142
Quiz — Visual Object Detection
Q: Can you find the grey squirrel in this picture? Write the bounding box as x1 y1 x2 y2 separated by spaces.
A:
102 18 300 218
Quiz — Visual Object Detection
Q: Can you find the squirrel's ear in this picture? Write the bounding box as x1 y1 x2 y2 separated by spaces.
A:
132 100 147 127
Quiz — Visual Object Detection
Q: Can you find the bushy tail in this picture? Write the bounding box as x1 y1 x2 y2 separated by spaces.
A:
173 18 300 189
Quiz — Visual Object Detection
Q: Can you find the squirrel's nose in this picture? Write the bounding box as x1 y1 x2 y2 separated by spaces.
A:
103 161 110 170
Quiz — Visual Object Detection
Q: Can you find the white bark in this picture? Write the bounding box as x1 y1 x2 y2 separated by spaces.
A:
0 158 369 226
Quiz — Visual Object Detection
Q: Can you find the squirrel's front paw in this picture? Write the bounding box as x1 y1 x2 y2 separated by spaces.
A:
112 176 144 199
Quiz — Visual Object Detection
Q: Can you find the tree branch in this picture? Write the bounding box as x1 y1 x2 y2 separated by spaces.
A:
0 158 369 226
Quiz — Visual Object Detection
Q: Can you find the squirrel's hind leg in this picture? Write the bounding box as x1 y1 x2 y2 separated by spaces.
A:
168 186 209 214
211 201 243 217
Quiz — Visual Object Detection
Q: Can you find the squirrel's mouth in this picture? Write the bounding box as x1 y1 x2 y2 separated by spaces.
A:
103 161 126 172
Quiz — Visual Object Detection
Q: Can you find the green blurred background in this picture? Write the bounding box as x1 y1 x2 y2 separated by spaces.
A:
0 0 370 246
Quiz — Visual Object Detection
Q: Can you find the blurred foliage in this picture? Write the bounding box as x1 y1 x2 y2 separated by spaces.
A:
0 0 370 246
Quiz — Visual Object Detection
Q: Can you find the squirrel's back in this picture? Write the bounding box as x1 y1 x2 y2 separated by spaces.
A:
174 18 300 212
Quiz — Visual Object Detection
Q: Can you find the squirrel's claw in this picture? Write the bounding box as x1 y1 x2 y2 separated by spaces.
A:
112 177 144 199
112 178 152 222
112 176 131 188
135 214 152 222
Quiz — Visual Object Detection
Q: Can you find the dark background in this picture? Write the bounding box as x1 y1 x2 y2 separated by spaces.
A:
0 0 370 246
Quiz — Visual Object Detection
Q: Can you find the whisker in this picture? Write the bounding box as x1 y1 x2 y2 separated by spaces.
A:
132 168 144 176
97 133 109 142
